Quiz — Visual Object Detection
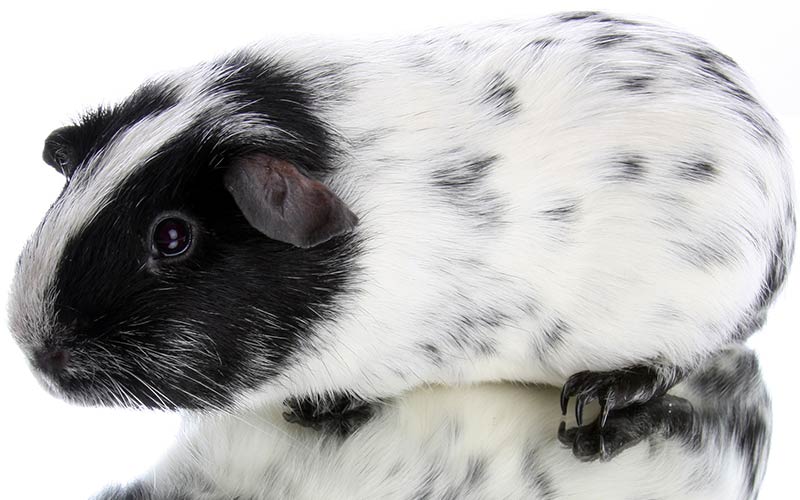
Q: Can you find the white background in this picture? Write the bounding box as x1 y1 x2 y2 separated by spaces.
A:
0 1 797 498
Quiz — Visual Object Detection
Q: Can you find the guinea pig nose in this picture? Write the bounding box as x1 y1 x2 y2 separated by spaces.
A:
35 349 71 375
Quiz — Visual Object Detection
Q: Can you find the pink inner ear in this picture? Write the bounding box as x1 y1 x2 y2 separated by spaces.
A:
224 154 358 248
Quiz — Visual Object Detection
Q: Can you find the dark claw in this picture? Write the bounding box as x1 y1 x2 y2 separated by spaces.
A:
560 384 570 415
575 395 585 426
559 365 682 426
557 394 696 462
599 390 614 428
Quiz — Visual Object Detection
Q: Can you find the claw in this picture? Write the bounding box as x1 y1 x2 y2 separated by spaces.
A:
599 390 614 428
575 395 585 426
560 383 570 415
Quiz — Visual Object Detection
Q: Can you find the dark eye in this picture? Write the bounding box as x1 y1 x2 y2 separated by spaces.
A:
153 218 192 257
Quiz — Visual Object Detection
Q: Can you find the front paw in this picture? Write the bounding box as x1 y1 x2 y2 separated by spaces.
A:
560 364 683 426
283 394 377 437
558 395 695 462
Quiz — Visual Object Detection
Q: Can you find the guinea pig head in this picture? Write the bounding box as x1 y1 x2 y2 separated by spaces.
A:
9 59 360 410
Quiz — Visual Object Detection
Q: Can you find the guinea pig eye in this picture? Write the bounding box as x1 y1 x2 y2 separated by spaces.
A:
153 218 192 258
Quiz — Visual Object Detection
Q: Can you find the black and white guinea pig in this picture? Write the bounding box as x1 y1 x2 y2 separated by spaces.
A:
9 11 794 422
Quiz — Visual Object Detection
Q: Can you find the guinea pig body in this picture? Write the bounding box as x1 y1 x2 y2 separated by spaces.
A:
96 346 772 500
10 12 794 414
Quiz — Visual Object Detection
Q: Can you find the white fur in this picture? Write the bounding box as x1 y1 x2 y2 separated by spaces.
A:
101 346 769 499
234 17 793 403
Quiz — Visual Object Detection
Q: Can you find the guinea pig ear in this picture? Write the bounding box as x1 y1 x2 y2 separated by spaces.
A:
223 153 358 248
42 126 78 177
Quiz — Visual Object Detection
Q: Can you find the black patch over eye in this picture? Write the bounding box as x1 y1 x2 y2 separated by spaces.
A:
153 218 192 257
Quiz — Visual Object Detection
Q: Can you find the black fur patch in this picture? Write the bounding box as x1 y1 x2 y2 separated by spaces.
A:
557 11 641 26
620 75 655 93
540 201 580 222
674 238 732 269
687 349 771 497
525 38 559 50
591 32 633 48
483 73 522 118
755 226 793 311
419 342 444 365
441 456 489 500
46 55 361 411
678 158 717 181
521 445 557 499
536 318 568 356
432 155 497 193
431 154 507 229
464 456 488 487
557 11 601 22
447 312 501 356
411 463 445 500
688 48 780 147
612 155 647 181
734 411 770 496
738 109 780 145
206 52 344 173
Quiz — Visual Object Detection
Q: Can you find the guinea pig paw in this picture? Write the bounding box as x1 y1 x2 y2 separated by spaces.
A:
560 364 683 427
282 393 377 437
557 395 695 462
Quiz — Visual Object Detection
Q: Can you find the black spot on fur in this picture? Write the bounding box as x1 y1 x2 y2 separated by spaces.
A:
687 349 771 496
755 229 793 311
419 342 443 365
591 32 633 48
687 48 780 147
282 394 376 437
612 155 647 181
738 109 780 145
483 73 521 118
558 11 601 22
432 155 497 193
735 411 770 496
465 456 488 487
541 202 580 222
678 158 717 181
688 48 738 70
95 481 185 500
537 319 568 356
525 38 559 50
521 445 557 499
442 456 489 500
411 463 444 500
448 312 501 356
674 238 732 269
557 11 641 26
432 154 507 229
620 75 655 93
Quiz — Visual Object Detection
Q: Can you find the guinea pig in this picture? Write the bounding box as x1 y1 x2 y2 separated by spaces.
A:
96 346 771 500
9 11 794 427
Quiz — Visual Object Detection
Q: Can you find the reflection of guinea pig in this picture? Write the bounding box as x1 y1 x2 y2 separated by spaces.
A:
9 12 793 422
97 346 772 499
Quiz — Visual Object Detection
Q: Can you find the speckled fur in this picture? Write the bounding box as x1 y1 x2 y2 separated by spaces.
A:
96 346 771 500
9 9 793 445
